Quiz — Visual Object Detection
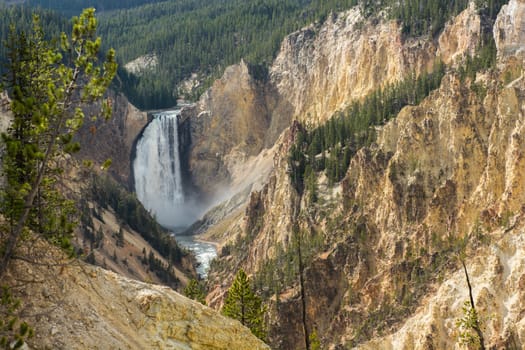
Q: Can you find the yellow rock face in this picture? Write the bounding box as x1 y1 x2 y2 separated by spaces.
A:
13 253 269 349
185 5 482 202
271 9 429 125
203 4 525 349
184 60 273 197
438 2 481 65
357 229 525 350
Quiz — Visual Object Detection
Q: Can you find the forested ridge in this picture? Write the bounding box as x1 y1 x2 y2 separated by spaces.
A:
95 0 499 109
0 5 67 68
1 0 506 109
97 0 360 109
26 0 167 16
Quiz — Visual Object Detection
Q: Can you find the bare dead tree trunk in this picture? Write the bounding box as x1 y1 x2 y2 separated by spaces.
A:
296 228 310 350
461 259 486 350
292 186 310 350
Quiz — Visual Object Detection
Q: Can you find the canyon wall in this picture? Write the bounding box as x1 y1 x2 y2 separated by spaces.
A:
75 91 148 187
184 3 481 201
204 1 484 275
203 1 525 349
178 61 271 198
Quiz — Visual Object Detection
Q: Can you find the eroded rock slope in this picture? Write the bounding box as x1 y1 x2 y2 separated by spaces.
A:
7 242 268 350
183 4 481 200
203 1 525 349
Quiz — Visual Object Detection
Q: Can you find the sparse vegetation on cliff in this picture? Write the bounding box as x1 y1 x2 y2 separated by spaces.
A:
289 61 446 191
87 174 188 288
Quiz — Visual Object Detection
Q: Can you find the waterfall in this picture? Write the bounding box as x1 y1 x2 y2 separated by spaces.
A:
133 110 186 227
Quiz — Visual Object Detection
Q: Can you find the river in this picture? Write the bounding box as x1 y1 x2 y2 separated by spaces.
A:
174 234 217 278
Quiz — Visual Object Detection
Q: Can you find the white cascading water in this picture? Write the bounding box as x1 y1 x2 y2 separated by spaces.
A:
133 109 217 276
133 110 185 227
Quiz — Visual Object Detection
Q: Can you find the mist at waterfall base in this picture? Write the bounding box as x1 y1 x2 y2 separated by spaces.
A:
133 110 217 276
133 110 200 228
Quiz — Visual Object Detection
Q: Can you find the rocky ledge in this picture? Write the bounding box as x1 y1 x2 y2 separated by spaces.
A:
7 243 268 350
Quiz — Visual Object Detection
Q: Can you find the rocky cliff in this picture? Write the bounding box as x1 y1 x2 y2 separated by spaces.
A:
356 226 525 350
76 91 148 187
204 0 486 273
494 0 525 58
5 241 268 350
202 1 525 349
270 2 484 126
179 61 275 198
183 3 481 204
0 91 10 131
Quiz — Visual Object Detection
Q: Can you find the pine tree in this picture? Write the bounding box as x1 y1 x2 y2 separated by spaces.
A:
0 8 117 278
222 268 266 340
184 279 206 305
0 11 115 346
0 286 33 348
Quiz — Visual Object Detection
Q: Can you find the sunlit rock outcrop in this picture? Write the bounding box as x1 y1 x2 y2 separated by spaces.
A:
10 249 269 350
494 0 525 58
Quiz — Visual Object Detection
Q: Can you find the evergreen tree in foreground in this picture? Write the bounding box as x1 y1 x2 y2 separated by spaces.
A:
222 268 266 340
0 8 117 277
0 8 116 346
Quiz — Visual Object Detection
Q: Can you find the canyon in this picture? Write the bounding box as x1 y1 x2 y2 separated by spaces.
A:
4 0 525 348
177 1 525 349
